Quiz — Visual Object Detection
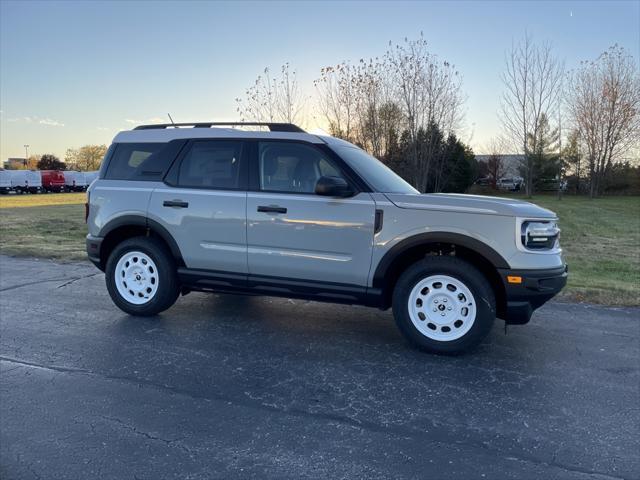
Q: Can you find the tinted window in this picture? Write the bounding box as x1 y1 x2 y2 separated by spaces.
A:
177 141 244 189
333 146 418 194
259 142 346 193
105 143 165 180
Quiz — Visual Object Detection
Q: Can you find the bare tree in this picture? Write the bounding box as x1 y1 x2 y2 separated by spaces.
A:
568 45 640 197
314 62 359 141
385 36 429 189
65 145 107 171
373 101 404 162
314 54 416 161
501 34 564 196
312 35 467 192
385 35 465 191
353 58 386 156
484 137 507 188
236 63 304 124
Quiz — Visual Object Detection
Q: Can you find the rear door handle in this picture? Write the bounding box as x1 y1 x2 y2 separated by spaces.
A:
257 205 287 214
163 200 189 208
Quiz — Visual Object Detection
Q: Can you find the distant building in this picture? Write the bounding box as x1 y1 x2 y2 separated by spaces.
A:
3 158 27 169
475 154 523 177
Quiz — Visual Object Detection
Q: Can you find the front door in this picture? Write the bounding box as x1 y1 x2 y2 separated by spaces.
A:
246 141 375 286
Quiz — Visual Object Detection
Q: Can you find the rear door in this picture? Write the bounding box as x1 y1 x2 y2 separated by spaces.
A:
246 141 376 286
148 139 248 273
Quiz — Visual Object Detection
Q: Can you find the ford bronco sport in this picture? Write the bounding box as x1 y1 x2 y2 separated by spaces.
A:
86 122 567 354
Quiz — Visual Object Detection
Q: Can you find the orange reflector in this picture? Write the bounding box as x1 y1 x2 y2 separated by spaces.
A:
507 276 522 284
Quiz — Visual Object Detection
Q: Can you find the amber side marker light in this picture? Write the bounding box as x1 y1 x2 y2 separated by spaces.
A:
507 276 522 284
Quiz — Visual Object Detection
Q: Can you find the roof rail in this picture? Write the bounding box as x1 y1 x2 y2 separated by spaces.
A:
133 122 305 133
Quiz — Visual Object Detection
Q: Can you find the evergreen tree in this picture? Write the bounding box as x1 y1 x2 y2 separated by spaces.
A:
523 113 561 192
562 130 582 193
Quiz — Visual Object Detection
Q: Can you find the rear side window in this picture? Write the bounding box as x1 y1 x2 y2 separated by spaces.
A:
104 143 166 180
177 141 245 190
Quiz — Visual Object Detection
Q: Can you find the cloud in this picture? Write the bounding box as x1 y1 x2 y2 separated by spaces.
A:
96 126 110 131
6 116 64 127
124 117 165 126
39 118 65 127
7 117 29 123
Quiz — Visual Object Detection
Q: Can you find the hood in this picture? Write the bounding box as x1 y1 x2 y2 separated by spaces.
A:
384 193 556 218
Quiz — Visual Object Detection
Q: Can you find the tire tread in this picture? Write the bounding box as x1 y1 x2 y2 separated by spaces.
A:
105 236 179 316
392 256 496 354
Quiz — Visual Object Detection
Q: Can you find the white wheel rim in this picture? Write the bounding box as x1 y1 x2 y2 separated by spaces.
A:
114 251 159 305
407 274 477 341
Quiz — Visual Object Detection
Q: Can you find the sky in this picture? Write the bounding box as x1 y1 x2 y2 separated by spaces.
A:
1 0 639 161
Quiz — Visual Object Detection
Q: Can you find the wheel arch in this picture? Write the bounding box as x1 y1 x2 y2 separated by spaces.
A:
98 215 185 269
373 232 508 315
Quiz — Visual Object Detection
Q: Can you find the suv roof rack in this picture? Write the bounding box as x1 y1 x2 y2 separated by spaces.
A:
133 122 305 133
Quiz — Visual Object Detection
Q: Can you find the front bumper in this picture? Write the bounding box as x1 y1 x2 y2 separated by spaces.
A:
498 264 568 324
86 234 103 270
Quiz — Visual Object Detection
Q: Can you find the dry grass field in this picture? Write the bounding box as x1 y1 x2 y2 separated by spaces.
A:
0 192 86 209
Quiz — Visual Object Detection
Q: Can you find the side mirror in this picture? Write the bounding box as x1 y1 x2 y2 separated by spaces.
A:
315 176 354 198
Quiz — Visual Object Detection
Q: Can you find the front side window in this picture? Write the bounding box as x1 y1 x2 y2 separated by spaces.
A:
259 142 346 193
177 141 244 189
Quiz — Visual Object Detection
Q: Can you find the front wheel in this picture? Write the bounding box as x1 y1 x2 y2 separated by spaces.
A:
105 236 179 316
392 256 496 354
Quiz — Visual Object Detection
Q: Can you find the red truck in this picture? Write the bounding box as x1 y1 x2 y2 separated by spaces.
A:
40 170 66 192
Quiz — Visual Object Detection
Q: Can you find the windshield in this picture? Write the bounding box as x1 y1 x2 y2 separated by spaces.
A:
333 146 418 194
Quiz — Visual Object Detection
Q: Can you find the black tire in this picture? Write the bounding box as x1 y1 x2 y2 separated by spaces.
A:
392 256 496 354
105 236 179 316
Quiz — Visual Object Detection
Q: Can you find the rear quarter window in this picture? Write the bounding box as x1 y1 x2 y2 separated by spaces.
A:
104 142 171 181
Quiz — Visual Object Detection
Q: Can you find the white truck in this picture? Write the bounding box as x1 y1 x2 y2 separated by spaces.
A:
84 171 99 188
64 171 89 191
497 176 524 192
8 170 42 193
0 170 13 194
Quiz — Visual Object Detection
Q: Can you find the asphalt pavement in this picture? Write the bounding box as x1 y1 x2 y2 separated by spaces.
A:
0 255 638 480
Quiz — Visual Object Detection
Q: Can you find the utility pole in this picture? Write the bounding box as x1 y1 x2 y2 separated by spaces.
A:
23 144 29 167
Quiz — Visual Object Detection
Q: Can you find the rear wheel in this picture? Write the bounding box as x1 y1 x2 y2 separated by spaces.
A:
392 256 495 354
105 236 179 316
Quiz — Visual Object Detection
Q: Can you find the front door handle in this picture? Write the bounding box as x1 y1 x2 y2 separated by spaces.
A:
257 205 287 214
163 200 189 208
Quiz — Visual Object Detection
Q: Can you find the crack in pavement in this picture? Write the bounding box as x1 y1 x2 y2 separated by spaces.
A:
0 277 73 293
0 271 100 293
0 356 630 480
97 415 191 455
56 273 101 289
0 356 90 374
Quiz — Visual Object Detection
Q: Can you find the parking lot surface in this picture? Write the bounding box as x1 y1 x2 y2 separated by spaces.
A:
0 255 638 479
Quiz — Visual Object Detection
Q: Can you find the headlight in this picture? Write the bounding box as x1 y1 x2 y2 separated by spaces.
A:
521 220 560 250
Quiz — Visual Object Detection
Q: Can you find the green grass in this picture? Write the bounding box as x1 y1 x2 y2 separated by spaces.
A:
0 193 638 305
500 193 640 306
0 204 87 260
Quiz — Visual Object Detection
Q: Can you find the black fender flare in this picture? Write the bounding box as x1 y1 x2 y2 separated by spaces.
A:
372 232 510 288
98 215 184 264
